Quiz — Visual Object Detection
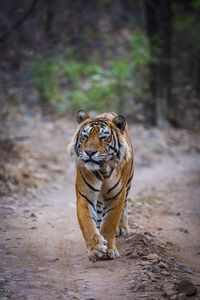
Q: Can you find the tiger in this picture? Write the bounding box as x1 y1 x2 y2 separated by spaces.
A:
68 110 134 262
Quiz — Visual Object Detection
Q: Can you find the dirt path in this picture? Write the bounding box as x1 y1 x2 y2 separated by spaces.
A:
1 186 135 299
1 152 200 299
0 112 200 299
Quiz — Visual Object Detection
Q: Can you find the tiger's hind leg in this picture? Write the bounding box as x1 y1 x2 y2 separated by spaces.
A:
116 198 130 237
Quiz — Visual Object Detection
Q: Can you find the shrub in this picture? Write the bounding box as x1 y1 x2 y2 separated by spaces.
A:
33 33 152 114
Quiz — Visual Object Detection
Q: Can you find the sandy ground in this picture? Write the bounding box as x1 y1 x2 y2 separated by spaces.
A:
0 109 200 299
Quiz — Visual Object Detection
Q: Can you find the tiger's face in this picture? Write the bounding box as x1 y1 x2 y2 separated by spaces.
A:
78 122 115 170
71 110 127 171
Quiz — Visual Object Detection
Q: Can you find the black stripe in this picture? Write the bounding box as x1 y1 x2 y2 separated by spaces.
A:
93 171 104 181
112 130 120 159
126 186 131 197
80 170 100 192
92 217 97 223
108 144 115 150
111 129 116 149
91 120 107 127
76 185 96 211
97 210 102 214
74 136 79 156
107 166 127 195
127 173 133 187
104 185 124 201
102 207 114 217
108 145 118 153
115 132 121 159
107 177 121 194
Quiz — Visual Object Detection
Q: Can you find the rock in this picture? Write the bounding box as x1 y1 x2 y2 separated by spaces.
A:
29 226 37 230
165 257 178 267
160 271 170 276
158 261 168 269
144 231 155 237
0 278 6 285
176 279 197 296
157 227 163 230
63 288 68 295
133 282 147 292
30 212 37 218
140 261 151 266
45 256 59 262
176 227 189 234
178 264 193 274
162 282 176 297
145 253 160 262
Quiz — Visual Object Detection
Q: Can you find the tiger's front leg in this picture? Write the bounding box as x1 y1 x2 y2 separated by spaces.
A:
76 187 107 262
100 190 126 259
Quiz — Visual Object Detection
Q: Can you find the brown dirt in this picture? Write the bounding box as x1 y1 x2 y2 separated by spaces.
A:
0 107 200 299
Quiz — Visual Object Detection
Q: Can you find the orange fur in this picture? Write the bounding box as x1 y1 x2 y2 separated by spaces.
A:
69 111 134 262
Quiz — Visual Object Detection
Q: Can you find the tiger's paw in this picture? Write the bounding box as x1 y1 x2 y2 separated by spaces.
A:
116 226 130 237
88 237 108 263
107 248 120 260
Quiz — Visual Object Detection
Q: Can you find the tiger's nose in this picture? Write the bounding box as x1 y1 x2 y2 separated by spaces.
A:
85 150 97 157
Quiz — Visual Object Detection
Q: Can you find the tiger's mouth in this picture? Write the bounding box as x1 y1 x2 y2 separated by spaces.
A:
80 158 104 171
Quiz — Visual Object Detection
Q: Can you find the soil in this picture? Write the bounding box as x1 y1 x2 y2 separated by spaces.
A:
0 106 200 300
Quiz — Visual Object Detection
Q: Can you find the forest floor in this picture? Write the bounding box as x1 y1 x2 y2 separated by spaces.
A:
0 105 200 300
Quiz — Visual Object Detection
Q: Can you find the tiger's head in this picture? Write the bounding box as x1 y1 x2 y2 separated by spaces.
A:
69 110 131 171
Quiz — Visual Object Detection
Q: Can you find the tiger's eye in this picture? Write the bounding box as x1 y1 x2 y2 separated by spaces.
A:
81 133 87 140
100 135 111 142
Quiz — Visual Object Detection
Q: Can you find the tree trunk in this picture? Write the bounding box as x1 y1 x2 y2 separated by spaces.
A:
144 0 173 127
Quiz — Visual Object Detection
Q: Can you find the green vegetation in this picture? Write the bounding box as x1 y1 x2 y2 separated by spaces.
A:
33 34 152 114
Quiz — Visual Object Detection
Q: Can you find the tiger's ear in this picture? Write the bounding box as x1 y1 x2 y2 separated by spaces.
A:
113 115 126 133
77 110 90 124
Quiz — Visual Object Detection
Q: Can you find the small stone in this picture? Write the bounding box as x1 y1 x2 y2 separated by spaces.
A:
144 231 155 237
140 261 151 266
0 278 6 284
178 264 193 273
158 261 168 269
162 282 175 297
145 253 160 261
63 288 68 294
166 257 177 267
30 212 37 218
133 282 147 292
176 227 189 234
160 271 170 276
176 279 197 296
45 256 59 262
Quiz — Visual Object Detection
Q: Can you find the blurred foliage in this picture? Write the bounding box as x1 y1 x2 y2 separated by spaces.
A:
34 33 152 114
1 0 200 127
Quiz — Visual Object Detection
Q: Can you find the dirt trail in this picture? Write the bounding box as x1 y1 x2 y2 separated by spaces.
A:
0 112 200 299
1 185 135 299
1 153 200 300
